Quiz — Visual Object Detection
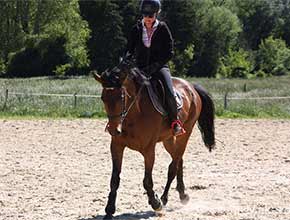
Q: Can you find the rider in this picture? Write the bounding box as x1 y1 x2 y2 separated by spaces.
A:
125 0 185 136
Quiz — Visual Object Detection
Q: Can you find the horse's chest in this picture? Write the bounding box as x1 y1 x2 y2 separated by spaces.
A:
120 121 157 151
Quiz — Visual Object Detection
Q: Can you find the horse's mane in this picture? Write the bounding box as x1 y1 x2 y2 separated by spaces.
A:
104 60 150 88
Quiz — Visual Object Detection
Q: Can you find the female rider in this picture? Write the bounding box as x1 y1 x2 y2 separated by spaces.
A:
125 0 185 136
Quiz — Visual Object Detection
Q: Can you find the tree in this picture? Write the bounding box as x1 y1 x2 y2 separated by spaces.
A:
217 49 254 78
0 1 26 60
161 0 213 75
113 0 138 40
275 0 290 46
0 0 90 76
190 6 242 77
256 36 290 75
234 0 278 49
79 0 126 72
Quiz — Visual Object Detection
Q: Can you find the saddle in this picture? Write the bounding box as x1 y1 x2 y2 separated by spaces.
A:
145 77 183 116
129 68 183 116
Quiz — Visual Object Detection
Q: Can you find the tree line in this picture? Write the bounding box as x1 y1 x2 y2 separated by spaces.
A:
0 0 289 78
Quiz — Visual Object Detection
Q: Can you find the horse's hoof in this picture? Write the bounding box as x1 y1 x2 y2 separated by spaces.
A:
150 195 162 211
180 193 190 205
154 203 163 212
103 214 113 220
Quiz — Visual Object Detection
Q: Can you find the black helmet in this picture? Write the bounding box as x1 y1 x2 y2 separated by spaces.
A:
140 0 161 16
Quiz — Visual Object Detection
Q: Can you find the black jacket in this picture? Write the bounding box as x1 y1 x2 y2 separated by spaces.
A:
126 20 174 75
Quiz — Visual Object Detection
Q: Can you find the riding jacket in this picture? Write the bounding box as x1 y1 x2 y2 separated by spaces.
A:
126 19 174 75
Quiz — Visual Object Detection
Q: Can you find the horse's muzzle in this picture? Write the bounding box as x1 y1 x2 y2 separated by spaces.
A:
105 122 122 136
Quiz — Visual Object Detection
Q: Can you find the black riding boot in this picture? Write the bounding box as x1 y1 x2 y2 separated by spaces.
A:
154 67 185 136
165 92 185 136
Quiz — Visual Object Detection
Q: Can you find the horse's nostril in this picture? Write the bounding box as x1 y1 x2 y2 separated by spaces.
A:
116 124 122 133
107 123 122 136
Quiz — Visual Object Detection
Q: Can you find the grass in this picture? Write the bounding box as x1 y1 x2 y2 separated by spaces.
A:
1 75 290 119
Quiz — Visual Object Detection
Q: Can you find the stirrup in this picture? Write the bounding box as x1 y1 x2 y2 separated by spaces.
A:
171 120 186 137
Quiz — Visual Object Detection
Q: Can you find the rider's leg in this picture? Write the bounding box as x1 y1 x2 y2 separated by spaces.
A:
156 67 185 136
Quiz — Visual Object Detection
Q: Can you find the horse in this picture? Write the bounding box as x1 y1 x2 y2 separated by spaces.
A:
93 60 215 220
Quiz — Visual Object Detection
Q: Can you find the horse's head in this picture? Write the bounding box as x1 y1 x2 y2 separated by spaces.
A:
92 59 135 136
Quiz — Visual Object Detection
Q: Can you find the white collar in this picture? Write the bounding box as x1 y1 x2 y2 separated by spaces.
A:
141 19 159 29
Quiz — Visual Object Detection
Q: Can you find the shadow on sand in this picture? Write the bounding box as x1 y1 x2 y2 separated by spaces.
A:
79 210 156 220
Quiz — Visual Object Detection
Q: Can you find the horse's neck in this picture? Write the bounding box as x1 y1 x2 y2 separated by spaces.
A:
125 80 149 116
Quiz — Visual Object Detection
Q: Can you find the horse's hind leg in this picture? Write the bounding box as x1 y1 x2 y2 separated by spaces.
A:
176 159 189 204
161 132 192 206
160 156 180 206
143 145 162 211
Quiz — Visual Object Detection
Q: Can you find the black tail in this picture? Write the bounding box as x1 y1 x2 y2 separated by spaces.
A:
194 84 215 152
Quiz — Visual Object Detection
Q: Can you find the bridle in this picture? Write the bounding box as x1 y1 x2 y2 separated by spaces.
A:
104 84 144 132
102 58 148 133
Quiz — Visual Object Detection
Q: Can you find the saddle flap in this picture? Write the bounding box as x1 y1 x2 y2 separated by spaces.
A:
146 79 183 116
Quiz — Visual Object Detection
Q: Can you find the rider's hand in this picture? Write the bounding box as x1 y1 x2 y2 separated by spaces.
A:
141 62 161 76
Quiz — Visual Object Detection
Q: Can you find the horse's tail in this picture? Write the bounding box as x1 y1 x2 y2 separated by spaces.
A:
193 84 215 152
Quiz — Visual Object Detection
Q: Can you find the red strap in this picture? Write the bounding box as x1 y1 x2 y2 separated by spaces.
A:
171 119 182 130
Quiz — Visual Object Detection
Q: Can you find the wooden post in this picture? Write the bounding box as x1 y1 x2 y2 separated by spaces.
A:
224 92 228 110
74 93 77 108
3 89 8 109
243 83 247 92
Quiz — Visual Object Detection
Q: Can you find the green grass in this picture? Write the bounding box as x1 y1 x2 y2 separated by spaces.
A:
1 75 290 119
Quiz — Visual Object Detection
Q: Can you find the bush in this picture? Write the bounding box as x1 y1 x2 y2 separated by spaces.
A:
53 63 72 77
217 49 253 78
254 69 267 78
6 35 69 77
256 36 290 76
6 47 43 77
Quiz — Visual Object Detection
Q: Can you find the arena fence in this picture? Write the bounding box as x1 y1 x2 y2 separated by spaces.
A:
2 88 290 111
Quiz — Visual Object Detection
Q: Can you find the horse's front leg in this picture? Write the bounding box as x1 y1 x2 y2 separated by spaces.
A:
104 141 125 220
143 146 162 211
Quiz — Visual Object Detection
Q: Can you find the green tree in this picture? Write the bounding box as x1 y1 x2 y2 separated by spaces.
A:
162 0 197 51
234 0 278 49
277 0 290 46
41 0 90 69
0 0 90 76
162 0 213 75
113 0 138 40
217 49 254 78
0 1 26 60
191 6 241 77
79 0 126 72
256 36 290 75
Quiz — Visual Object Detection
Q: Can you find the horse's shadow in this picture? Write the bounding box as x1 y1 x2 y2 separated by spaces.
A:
79 211 156 220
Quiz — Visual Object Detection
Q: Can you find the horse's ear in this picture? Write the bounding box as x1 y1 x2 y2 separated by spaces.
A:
91 70 104 84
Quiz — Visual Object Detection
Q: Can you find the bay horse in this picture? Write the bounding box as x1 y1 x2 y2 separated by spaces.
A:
93 60 215 220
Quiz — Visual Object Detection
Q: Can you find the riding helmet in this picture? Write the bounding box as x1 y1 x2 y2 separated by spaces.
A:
140 0 161 16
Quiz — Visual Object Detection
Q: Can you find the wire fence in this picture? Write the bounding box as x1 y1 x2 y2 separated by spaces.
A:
1 89 101 109
1 88 290 115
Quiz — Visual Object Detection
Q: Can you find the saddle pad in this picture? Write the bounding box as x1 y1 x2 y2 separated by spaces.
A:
146 83 183 116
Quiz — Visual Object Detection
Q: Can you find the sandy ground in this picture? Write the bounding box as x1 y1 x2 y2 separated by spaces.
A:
0 119 290 220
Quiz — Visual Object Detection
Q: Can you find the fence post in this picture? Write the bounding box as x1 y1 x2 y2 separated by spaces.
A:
74 93 77 108
3 89 8 109
224 91 228 110
243 83 247 92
